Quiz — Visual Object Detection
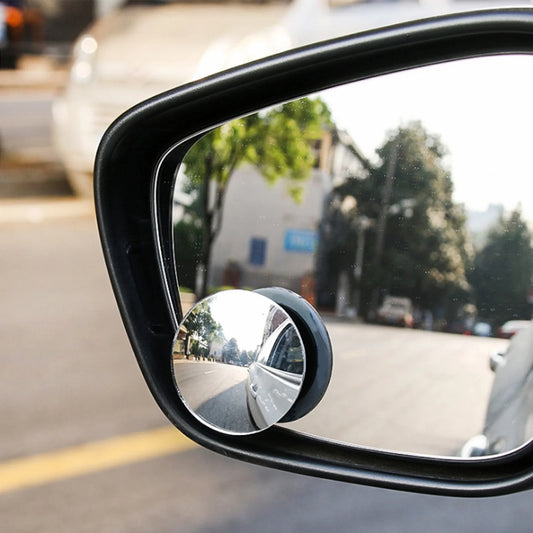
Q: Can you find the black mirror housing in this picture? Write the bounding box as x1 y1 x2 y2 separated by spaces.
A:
95 8 533 496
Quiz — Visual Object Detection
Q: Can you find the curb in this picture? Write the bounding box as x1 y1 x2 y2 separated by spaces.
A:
0 69 68 92
0 157 72 198
0 197 94 224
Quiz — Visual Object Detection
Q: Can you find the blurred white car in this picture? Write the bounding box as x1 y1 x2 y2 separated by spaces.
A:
377 295 414 327
53 0 531 195
52 0 290 195
497 320 532 339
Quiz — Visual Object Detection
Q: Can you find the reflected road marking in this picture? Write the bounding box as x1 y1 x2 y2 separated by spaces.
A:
0 426 195 495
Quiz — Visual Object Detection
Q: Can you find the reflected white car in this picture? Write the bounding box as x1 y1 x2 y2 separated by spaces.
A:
497 320 532 339
462 325 533 457
247 319 304 429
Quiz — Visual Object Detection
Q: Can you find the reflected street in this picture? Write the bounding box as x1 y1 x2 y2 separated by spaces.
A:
174 360 256 433
172 290 305 434
291 321 507 456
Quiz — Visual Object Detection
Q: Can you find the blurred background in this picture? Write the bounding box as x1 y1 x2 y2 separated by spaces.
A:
0 0 292 197
3 1 533 532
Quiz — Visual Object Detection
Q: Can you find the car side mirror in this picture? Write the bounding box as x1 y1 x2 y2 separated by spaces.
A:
95 9 533 496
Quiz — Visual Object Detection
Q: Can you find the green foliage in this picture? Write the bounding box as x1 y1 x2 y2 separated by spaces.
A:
369 124 471 311
470 209 533 325
173 218 203 291
186 302 223 358
176 97 332 297
183 97 331 200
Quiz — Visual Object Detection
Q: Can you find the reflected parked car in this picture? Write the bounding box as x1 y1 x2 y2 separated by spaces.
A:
497 320 532 339
462 322 533 457
247 319 304 429
377 296 414 327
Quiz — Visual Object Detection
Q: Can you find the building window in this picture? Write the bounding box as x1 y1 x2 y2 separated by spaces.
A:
249 237 267 266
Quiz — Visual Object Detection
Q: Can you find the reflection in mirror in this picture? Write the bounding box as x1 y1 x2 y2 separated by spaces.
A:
172 55 533 457
172 290 305 435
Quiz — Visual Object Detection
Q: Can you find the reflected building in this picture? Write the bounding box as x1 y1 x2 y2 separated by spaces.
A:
174 322 213 361
207 127 369 298
173 325 191 360
262 306 288 343
209 335 226 362
466 204 504 249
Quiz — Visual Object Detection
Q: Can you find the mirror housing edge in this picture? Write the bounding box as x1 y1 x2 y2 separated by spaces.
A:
94 8 533 496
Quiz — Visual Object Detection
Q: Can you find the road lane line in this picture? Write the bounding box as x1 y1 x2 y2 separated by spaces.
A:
0 426 196 495
0 198 94 224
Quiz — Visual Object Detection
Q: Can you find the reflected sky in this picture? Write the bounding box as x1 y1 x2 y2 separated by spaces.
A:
208 290 273 352
320 55 533 219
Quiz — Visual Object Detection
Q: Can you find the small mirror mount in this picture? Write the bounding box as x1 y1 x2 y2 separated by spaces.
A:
172 289 332 435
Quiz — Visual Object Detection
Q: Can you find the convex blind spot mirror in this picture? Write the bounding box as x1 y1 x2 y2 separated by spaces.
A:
172 289 307 435
172 288 333 435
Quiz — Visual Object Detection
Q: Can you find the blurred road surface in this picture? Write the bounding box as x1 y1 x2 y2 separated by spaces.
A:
0 89 71 198
1 208 533 532
0 93 54 155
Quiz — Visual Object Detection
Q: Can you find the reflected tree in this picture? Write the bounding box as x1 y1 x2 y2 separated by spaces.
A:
186 302 223 358
173 213 203 292
180 98 332 298
315 194 361 310
318 122 473 322
470 208 533 326
222 337 240 365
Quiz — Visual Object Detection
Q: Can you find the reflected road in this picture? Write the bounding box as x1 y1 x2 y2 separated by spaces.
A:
174 360 257 432
291 322 508 456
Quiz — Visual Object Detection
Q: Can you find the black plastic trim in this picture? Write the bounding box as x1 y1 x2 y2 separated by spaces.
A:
95 9 533 496
254 287 333 423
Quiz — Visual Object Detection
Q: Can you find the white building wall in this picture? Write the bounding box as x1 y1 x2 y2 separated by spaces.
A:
209 163 326 291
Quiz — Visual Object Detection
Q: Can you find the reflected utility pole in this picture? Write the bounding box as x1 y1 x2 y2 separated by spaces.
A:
371 139 399 316
353 216 372 317
375 140 399 265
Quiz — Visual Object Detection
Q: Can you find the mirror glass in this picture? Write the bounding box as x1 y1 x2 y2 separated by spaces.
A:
172 289 305 434
171 55 533 457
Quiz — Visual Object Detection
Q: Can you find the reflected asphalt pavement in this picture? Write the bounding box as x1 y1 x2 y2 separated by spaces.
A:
174 360 256 432
1 209 533 532
291 323 508 456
